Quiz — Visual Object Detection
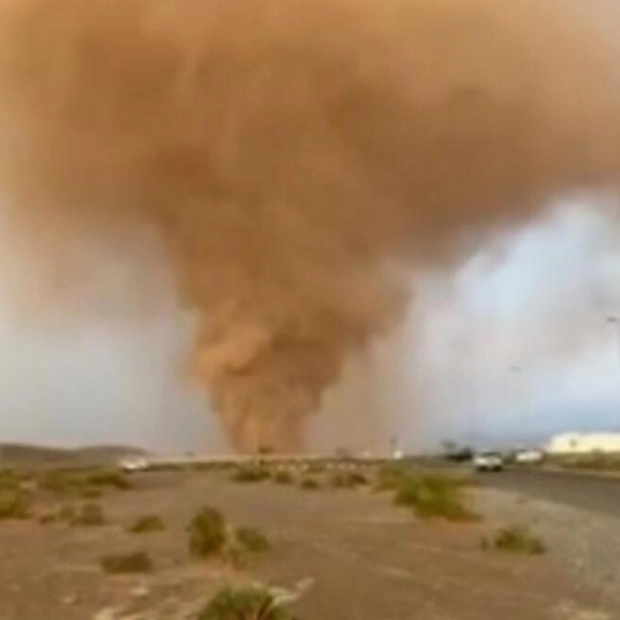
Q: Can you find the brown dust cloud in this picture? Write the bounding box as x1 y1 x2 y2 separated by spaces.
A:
0 0 619 453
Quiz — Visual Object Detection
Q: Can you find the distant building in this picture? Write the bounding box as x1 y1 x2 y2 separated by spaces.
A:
546 432 620 455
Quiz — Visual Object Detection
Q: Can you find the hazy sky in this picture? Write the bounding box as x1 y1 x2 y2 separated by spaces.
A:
0 202 618 453
408 201 620 450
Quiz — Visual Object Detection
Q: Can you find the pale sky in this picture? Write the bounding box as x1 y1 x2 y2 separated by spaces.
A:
0 202 618 454
406 201 620 450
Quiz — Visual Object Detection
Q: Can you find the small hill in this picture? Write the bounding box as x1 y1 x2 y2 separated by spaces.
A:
0 443 149 467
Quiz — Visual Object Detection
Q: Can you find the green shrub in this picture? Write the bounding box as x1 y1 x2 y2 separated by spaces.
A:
72 502 105 526
393 474 477 522
330 471 368 489
236 527 270 553
188 506 227 557
483 525 546 555
299 477 320 490
197 585 295 620
231 466 271 484
100 551 153 574
273 470 294 485
127 514 165 534
0 490 31 520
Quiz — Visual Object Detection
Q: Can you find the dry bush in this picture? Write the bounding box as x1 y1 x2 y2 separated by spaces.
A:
273 470 294 485
188 506 227 557
128 514 165 534
483 525 546 555
0 469 20 492
71 502 105 526
0 490 31 520
330 471 368 489
393 474 478 522
37 512 57 525
236 527 270 553
100 551 153 574
231 466 271 484
299 477 320 491
39 468 131 498
84 470 132 490
197 585 295 620
555 453 620 472
373 463 413 492
304 463 325 475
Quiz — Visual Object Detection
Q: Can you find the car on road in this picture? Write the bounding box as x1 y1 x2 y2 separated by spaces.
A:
514 449 544 465
473 451 504 472
118 456 149 473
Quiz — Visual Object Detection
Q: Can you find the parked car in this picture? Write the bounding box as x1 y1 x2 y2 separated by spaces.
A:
473 451 504 472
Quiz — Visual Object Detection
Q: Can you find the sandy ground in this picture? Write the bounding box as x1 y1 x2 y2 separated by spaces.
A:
0 468 617 620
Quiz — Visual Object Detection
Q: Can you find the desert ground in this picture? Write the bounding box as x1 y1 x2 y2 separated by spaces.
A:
0 462 618 620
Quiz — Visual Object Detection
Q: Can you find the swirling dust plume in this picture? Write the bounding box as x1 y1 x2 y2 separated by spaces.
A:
0 0 619 452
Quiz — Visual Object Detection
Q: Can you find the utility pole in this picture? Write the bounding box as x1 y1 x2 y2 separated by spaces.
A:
511 364 527 446
607 316 620 364
465 374 478 450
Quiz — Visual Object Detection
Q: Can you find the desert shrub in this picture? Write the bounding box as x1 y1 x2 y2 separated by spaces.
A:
393 474 477 522
78 486 103 499
236 527 270 553
304 463 325 475
39 470 78 495
40 468 131 497
0 490 31 520
128 514 165 534
0 469 20 492
100 551 153 574
58 504 76 523
197 585 295 620
188 506 227 557
38 512 57 525
555 453 620 472
330 471 368 489
273 470 294 485
483 525 546 555
374 462 412 491
299 477 320 490
85 470 132 490
231 466 271 484
72 502 105 526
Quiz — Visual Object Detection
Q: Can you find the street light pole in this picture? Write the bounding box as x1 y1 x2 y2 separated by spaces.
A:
511 364 527 446
607 316 620 364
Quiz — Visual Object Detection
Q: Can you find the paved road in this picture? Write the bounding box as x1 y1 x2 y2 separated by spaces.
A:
478 468 620 518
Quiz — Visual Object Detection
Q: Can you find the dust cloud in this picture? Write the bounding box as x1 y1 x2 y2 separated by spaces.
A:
0 0 619 452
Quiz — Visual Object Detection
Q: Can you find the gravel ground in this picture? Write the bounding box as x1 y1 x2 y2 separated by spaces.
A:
2 469 616 620
472 487 620 607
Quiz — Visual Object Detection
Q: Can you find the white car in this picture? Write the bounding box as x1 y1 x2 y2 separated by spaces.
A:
514 449 544 465
473 451 504 472
118 457 149 473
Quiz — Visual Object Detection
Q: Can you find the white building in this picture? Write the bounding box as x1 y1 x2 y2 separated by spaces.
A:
546 432 620 455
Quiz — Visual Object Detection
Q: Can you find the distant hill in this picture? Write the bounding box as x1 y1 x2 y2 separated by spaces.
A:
0 443 149 467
